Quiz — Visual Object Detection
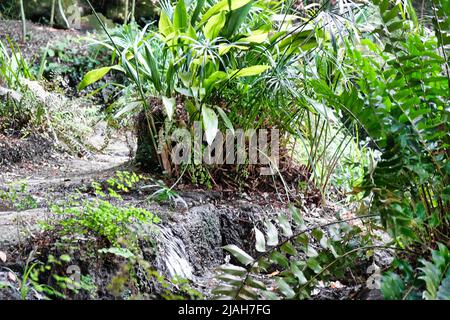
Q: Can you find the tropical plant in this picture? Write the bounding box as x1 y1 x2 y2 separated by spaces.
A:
212 0 450 300
213 206 379 299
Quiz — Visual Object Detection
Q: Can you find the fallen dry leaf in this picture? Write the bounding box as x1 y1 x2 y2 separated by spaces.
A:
268 270 280 277
0 251 6 263
8 272 17 282
330 281 344 289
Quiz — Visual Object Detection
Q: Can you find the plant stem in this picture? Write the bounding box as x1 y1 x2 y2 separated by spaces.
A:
19 0 26 41
124 0 129 25
50 0 56 27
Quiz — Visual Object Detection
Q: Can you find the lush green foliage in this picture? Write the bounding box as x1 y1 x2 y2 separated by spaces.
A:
214 206 376 299
49 171 161 247
0 181 38 211
211 0 449 300
1 0 449 300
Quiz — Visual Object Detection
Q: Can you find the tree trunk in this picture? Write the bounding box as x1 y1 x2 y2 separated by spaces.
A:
131 0 135 22
124 0 129 24
58 0 70 29
135 109 163 172
50 0 56 27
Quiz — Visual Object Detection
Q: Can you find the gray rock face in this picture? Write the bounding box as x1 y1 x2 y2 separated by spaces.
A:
0 209 48 248
172 204 223 274
153 202 260 280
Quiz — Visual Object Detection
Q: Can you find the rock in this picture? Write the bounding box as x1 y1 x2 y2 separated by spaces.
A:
174 204 223 273
79 13 115 31
0 209 49 247
2 0 157 29
219 208 254 254
358 288 384 300
0 284 20 300
0 134 53 168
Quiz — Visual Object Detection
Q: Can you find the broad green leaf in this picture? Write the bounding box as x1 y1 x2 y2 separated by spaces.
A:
98 247 135 259
291 263 308 284
212 284 238 296
275 277 295 299
162 96 176 121
202 106 219 145
265 221 279 246
204 11 226 40
260 290 279 300
78 66 121 91
224 2 253 37
223 244 254 266
278 214 293 237
254 227 266 252
218 264 247 276
381 272 406 300
204 71 228 92
269 251 289 268
218 44 233 55
311 229 323 241
191 0 206 23
238 286 259 300
281 242 297 256
290 206 306 230
218 44 248 55
59 254 71 263
246 277 266 290
239 32 269 43
215 106 234 135
305 245 319 258
201 0 252 23
173 0 188 31
437 275 450 300
144 43 162 92
319 234 330 249
114 100 142 119
218 273 244 286
232 65 271 78
159 11 173 36
306 258 322 274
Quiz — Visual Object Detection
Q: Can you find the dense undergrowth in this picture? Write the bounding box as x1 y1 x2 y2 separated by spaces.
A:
0 0 449 300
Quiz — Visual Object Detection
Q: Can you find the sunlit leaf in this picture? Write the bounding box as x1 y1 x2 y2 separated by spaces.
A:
202 106 219 145
223 245 254 266
78 66 122 91
254 227 266 252
162 96 176 121
232 65 271 78
204 11 226 40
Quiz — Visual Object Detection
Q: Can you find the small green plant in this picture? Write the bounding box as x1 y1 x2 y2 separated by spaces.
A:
187 164 213 189
51 173 160 247
382 243 450 300
142 179 187 208
0 181 38 211
106 170 143 193
19 254 90 300
36 38 111 93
